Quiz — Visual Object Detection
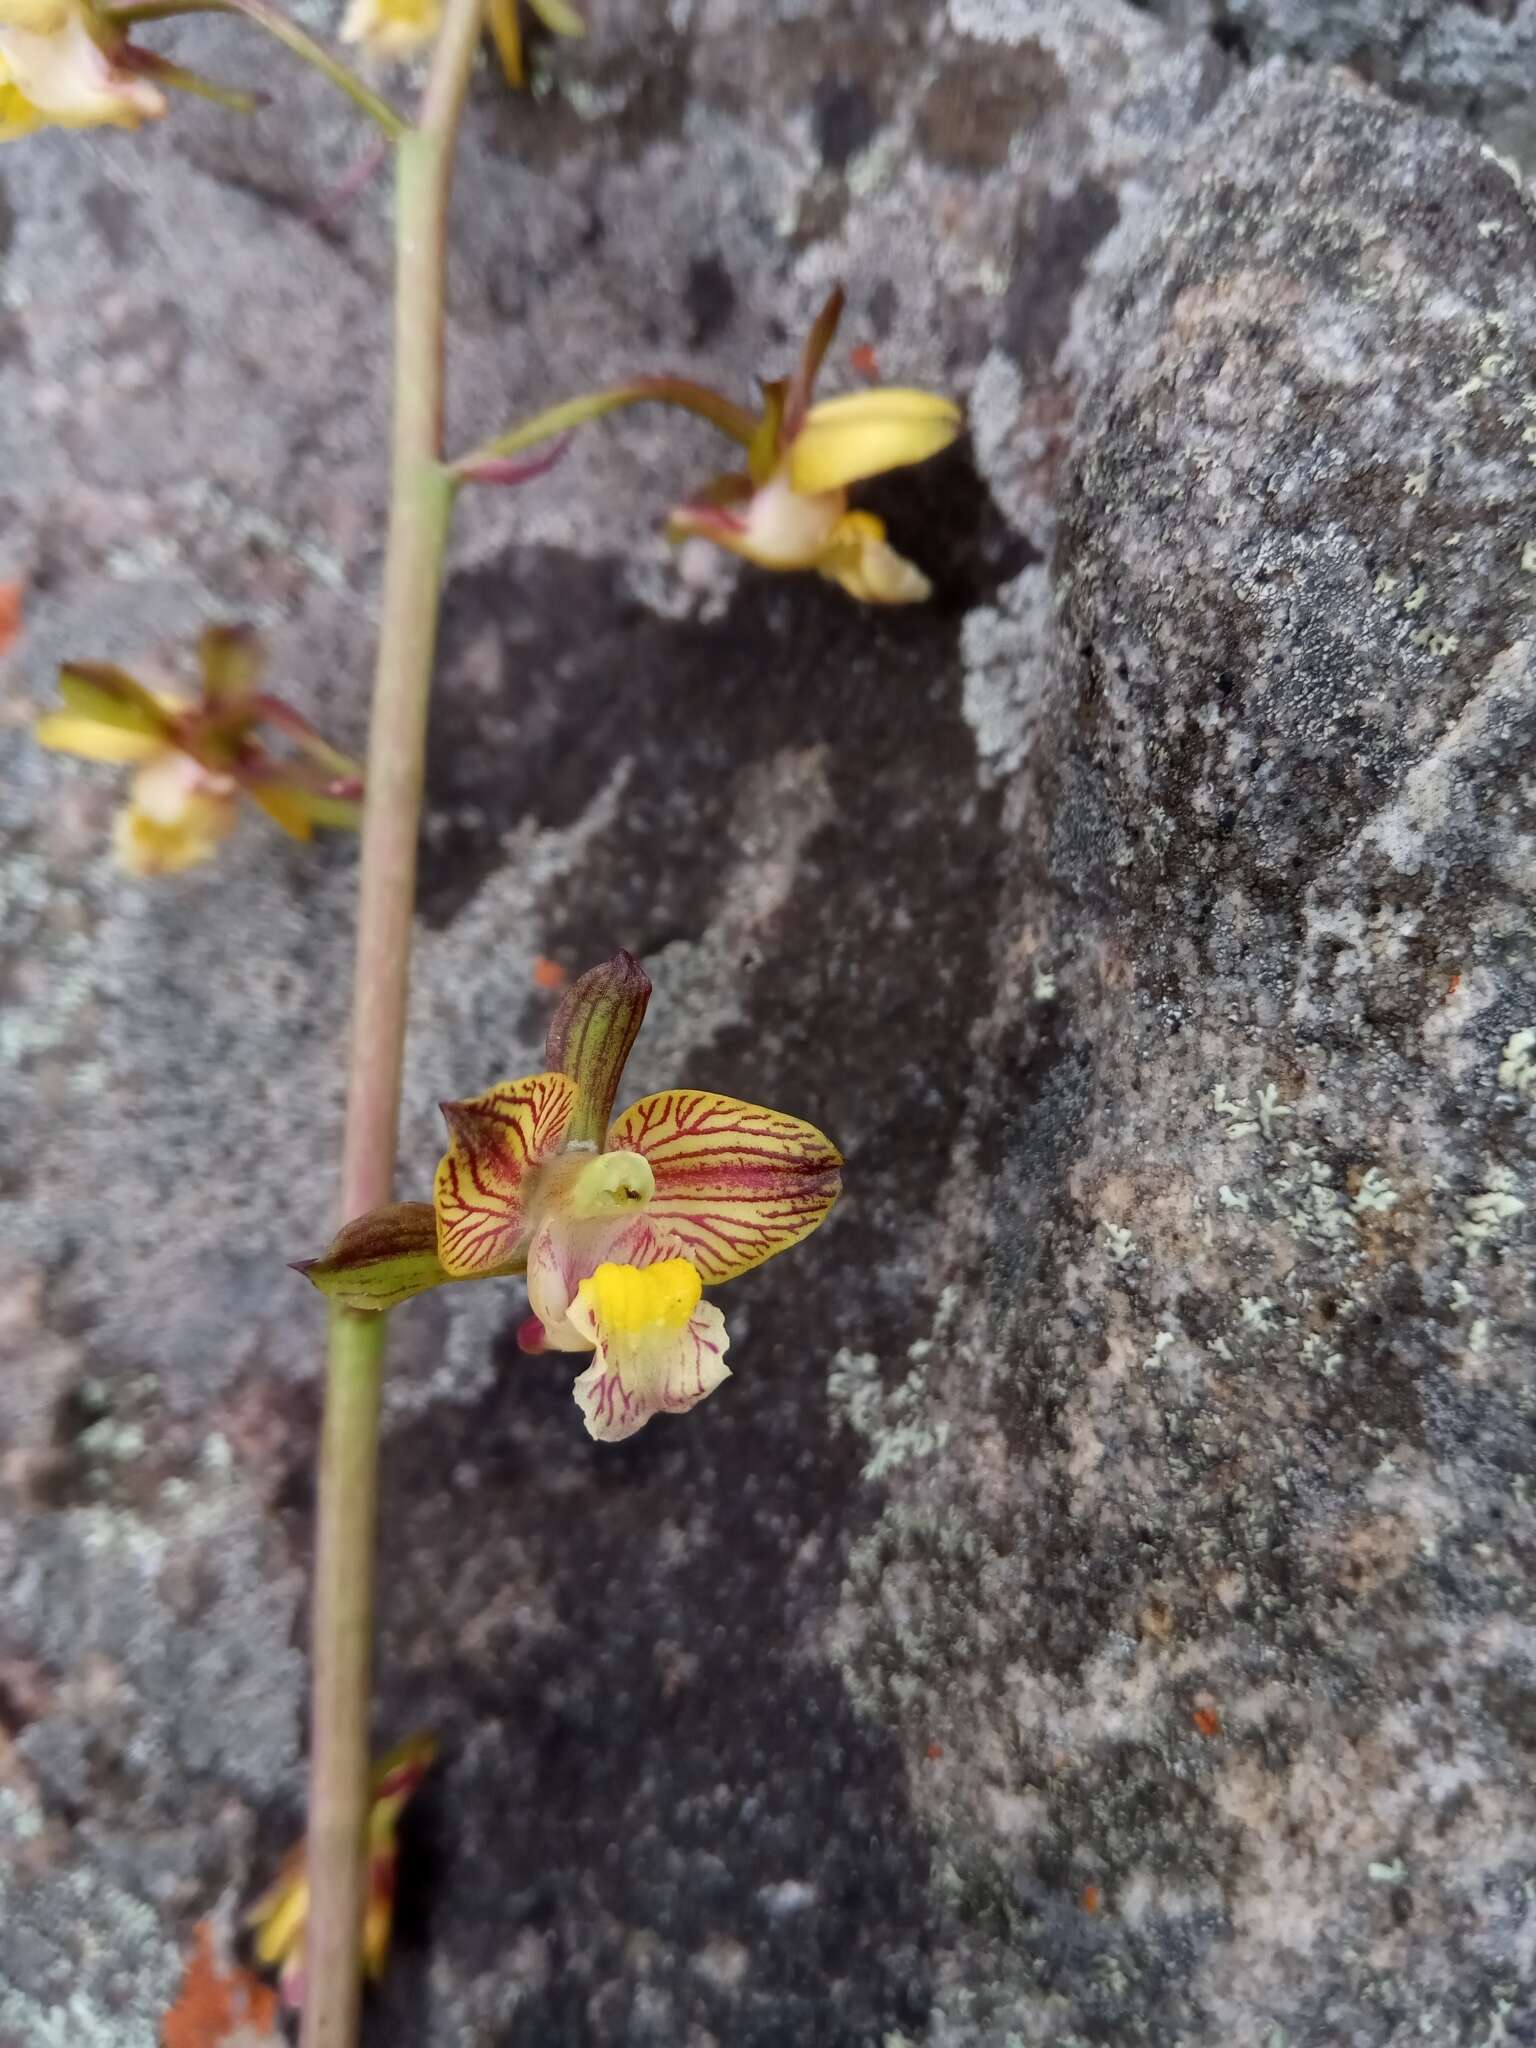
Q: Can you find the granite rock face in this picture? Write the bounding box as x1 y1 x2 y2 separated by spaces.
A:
1161 0 1536 157
836 66 1536 2047
2 6 1534 2048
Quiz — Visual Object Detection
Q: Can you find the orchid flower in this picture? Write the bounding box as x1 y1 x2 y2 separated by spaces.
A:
0 0 257 139
247 1732 436 2011
34 626 364 877
297 953 843 1442
0 0 164 137
341 0 581 80
454 286 962 602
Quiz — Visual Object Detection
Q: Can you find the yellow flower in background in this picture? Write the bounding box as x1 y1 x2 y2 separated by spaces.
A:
454 285 963 602
297 953 843 1443
247 1733 436 2010
0 0 165 140
485 0 583 88
339 0 440 62
34 626 364 878
339 0 582 77
668 291 962 602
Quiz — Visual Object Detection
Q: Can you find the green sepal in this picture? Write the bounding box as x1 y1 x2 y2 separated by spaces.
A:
545 950 651 1148
293 1202 456 1314
57 663 173 740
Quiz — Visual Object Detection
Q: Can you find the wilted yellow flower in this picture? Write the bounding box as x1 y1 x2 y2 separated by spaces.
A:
247 1733 436 2010
0 0 165 141
35 626 364 878
456 285 962 602
298 953 843 1443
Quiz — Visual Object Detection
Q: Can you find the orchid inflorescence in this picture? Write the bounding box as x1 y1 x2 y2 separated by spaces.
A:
6 5 952 2030
298 952 844 1441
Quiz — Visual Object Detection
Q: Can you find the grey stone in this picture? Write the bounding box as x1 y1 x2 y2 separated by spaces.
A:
840 65 1536 2048
0 7 1533 2048
1141 0 1536 158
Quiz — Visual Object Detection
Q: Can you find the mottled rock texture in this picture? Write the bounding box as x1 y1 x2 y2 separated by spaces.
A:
1155 0 1536 156
2 4 1534 2047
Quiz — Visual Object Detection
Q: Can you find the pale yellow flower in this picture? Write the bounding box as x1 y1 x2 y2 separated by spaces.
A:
34 630 364 878
0 0 164 141
667 295 962 603
339 0 440 62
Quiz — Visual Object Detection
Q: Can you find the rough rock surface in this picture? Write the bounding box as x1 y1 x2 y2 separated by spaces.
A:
1 5 1534 2047
1153 0 1536 157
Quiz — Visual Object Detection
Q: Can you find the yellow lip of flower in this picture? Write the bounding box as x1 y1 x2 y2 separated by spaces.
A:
579 1257 702 1336
567 1257 730 1442
0 7 166 135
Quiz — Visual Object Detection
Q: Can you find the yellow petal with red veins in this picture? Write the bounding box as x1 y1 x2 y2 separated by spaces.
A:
434 1071 576 1277
605 1090 842 1284
788 387 962 496
567 1259 731 1441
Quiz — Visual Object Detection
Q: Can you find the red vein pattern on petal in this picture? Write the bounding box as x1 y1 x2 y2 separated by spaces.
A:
571 1301 732 1442
434 1071 576 1277
606 1090 843 1284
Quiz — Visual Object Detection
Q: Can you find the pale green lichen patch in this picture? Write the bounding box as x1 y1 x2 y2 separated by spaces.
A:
1497 1027 1536 1100
1454 1165 1528 1258
829 1344 953 1483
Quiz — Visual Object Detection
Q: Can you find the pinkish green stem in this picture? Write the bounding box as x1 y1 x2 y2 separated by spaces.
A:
300 5 483 2045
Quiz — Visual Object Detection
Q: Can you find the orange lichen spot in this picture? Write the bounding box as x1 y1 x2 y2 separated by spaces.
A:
1079 1884 1101 1914
849 342 881 381
925 1741 944 1761
1191 1705 1222 1739
163 1920 280 2048
0 580 21 658
1446 972 1462 999
533 955 570 990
